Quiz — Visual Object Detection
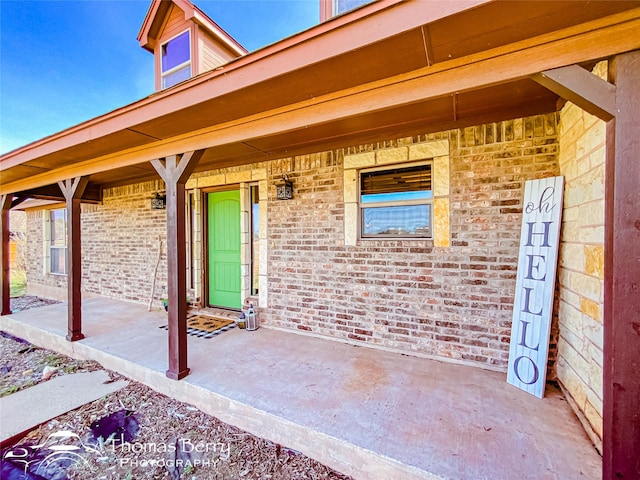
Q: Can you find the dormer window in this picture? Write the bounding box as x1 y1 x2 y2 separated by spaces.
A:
161 30 191 88
321 0 375 21
139 0 247 92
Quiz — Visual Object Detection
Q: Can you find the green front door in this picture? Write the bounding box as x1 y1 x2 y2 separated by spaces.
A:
207 190 241 309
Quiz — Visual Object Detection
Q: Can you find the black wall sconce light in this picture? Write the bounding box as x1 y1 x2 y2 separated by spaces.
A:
151 192 166 209
276 173 293 200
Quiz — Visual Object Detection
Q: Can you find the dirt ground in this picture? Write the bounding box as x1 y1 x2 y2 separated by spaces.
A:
1 297 352 480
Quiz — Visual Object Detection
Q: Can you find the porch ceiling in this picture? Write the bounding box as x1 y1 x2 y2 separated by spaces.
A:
1 0 639 195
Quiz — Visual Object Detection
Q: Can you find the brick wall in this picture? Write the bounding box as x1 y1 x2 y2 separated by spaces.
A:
81 181 168 303
25 113 561 374
26 181 169 305
555 62 607 448
26 209 68 293
264 113 560 372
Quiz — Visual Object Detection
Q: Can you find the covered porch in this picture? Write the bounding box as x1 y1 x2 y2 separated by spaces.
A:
2 1 640 476
1 296 600 479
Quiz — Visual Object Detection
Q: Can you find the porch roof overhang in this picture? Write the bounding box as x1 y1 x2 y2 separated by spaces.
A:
2 0 640 198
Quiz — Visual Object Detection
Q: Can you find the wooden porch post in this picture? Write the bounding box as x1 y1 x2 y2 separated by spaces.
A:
604 51 640 480
151 151 203 380
535 59 640 477
0 195 27 316
58 177 89 341
0 195 12 316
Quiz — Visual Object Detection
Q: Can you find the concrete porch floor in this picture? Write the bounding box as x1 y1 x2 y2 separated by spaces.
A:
1 297 600 480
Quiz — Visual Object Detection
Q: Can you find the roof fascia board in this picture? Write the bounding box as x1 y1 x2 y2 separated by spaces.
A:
191 6 248 55
1 0 488 168
3 9 639 195
138 0 192 51
137 0 159 43
138 0 168 51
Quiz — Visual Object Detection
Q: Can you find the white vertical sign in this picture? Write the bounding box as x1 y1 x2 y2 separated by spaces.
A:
507 176 564 398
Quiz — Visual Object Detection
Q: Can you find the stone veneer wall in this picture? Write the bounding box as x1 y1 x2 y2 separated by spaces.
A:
25 113 561 373
555 62 607 448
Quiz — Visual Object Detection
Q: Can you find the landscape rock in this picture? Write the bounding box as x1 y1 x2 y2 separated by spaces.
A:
42 366 57 381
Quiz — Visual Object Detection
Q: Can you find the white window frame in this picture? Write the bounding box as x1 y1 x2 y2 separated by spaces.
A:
249 184 260 296
332 0 374 16
160 29 192 89
358 161 433 240
48 208 67 275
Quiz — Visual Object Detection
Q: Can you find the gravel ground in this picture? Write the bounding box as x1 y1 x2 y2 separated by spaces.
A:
10 295 61 312
0 331 102 397
1 297 353 480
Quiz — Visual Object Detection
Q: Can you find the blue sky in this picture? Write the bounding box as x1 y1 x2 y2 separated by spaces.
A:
0 0 319 154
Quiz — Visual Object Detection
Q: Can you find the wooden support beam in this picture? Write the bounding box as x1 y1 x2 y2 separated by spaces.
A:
0 195 12 316
11 196 27 209
17 183 102 204
532 65 617 121
58 176 89 341
604 51 640 480
151 151 203 380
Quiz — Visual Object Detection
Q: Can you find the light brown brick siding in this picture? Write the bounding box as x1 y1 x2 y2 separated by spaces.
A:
27 209 67 292
264 114 560 372
27 181 169 305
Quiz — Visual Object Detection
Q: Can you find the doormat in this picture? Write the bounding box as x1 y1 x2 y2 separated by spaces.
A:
159 314 236 339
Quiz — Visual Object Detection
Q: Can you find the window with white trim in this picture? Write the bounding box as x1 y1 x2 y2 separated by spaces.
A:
333 0 374 16
360 162 433 239
250 185 260 295
161 30 191 89
49 209 67 275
